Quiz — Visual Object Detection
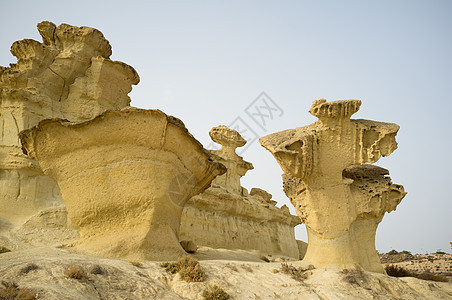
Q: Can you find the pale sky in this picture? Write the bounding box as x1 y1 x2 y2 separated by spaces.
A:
1 0 451 254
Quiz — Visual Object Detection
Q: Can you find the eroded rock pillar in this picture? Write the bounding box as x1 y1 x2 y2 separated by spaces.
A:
20 108 226 260
260 99 406 273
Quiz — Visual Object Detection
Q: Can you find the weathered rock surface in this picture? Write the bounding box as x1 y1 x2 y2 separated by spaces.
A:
180 125 301 259
260 99 406 273
0 21 139 227
0 248 451 300
19 108 226 260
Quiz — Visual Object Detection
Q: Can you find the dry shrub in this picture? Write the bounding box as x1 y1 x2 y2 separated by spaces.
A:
342 267 367 285
0 281 36 300
0 247 11 254
20 263 39 275
161 255 205 282
90 265 105 275
130 261 142 268
260 256 270 263
202 285 230 300
240 264 253 273
225 264 238 272
416 271 449 282
65 264 88 283
280 263 315 281
385 265 448 282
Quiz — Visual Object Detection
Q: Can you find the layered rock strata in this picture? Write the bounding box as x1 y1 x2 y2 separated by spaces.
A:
260 99 406 273
20 108 226 260
180 125 301 259
0 21 139 226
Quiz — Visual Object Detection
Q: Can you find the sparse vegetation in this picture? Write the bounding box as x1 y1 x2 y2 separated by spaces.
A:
280 263 315 281
0 281 36 300
225 264 238 272
161 255 205 282
0 247 11 254
387 250 398 255
19 263 39 275
401 250 412 255
435 250 446 255
342 267 367 285
201 285 230 300
65 263 88 282
240 264 253 273
130 261 142 268
385 265 449 282
90 265 105 275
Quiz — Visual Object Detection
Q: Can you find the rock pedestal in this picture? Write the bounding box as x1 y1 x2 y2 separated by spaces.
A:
260 99 406 272
0 21 138 226
20 108 225 260
180 126 301 259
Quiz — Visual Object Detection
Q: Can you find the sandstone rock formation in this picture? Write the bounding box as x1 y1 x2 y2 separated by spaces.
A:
180 125 301 259
20 108 226 260
260 99 406 273
0 21 139 227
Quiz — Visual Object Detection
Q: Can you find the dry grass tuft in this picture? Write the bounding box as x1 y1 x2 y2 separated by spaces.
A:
161 255 205 282
201 285 230 300
342 267 367 285
90 265 105 275
0 247 11 254
130 261 142 268
240 264 253 273
280 263 314 281
64 264 88 283
385 265 448 282
225 264 238 272
0 281 36 300
19 263 39 275
260 256 270 263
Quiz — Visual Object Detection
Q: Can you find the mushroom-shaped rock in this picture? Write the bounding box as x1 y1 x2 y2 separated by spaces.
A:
19 107 226 261
208 125 253 195
179 126 300 258
260 99 406 273
0 21 139 227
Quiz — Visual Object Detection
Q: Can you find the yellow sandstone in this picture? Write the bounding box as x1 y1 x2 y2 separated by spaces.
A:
180 125 301 258
260 99 406 273
20 108 226 260
0 21 138 227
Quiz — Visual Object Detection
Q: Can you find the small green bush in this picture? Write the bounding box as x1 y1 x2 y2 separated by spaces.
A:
161 255 205 282
387 250 398 255
0 281 36 300
435 250 446 254
401 250 411 255
202 285 230 300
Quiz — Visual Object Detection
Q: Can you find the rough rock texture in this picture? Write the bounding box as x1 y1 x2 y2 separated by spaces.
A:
19 108 226 261
0 21 139 227
260 99 407 273
180 125 301 259
0 248 451 300
380 252 452 281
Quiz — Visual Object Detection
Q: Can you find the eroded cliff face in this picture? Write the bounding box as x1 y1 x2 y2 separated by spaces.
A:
180 126 301 259
260 99 406 273
20 108 226 260
0 21 139 226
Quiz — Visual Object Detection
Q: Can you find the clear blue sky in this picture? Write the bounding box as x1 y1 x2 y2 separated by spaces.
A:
1 1 451 253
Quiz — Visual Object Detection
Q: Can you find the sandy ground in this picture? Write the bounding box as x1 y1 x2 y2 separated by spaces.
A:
1 247 452 300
